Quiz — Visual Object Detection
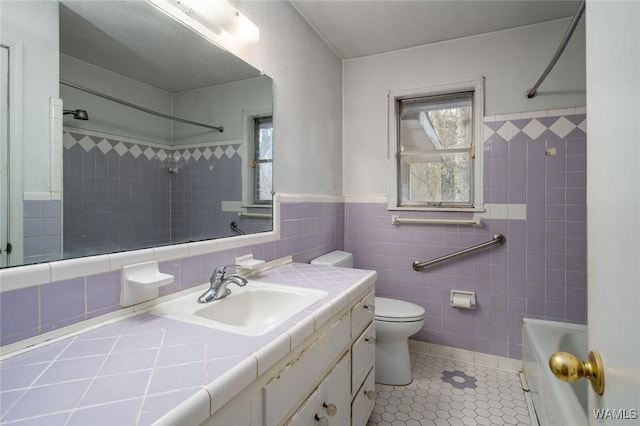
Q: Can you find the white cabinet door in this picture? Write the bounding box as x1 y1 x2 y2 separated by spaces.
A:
351 368 375 426
286 353 350 426
351 291 374 339
263 314 350 425
351 323 375 395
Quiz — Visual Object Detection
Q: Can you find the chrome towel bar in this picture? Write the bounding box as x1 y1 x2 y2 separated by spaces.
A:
238 212 272 219
413 234 506 271
392 215 481 227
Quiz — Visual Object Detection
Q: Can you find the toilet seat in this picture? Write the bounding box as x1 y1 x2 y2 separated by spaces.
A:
375 297 425 323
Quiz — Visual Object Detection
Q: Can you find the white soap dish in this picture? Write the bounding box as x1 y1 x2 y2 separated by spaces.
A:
235 254 266 271
121 261 174 307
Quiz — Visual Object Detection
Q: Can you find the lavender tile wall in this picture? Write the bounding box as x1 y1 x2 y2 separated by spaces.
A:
346 114 587 359
5 114 585 361
170 144 250 242
63 132 171 257
169 144 273 240
62 132 271 256
23 200 62 264
1 201 343 347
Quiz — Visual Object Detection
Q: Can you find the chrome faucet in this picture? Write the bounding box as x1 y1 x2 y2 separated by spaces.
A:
197 264 248 303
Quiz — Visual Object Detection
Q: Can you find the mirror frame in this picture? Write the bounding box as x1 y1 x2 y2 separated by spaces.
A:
0 0 276 270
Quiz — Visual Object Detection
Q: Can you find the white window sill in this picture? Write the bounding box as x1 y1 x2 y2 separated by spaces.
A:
387 206 486 213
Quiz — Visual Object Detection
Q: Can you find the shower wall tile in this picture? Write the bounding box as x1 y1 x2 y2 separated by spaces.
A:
23 200 62 264
62 130 251 258
170 150 246 242
63 135 172 258
345 113 587 360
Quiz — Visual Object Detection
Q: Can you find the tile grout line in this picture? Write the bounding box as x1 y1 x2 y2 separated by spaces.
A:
135 326 168 426
0 336 77 423
62 322 130 426
369 351 532 425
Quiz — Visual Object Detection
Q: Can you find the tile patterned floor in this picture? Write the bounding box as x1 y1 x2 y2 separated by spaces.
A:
368 352 532 426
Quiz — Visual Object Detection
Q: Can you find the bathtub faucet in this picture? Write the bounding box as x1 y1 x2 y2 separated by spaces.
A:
197 265 247 303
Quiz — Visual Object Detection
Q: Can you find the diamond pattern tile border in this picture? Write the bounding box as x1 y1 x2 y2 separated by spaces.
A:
64 130 241 163
484 114 586 143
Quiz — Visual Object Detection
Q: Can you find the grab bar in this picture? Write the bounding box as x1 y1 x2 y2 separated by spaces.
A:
412 234 506 271
238 212 272 219
392 215 481 227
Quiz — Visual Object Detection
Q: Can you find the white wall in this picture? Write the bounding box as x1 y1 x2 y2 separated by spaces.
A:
172 76 272 145
62 54 272 147
60 55 174 144
228 1 344 196
342 18 586 197
0 1 58 192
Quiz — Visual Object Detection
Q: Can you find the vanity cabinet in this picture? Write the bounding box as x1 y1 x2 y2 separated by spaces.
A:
351 368 376 426
285 353 351 425
263 313 351 425
203 289 376 426
350 292 375 426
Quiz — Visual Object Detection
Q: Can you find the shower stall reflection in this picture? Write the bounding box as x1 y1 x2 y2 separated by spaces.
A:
61 77 273 259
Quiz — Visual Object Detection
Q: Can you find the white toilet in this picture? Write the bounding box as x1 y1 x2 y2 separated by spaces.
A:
373 296 425 385
310 251 426 386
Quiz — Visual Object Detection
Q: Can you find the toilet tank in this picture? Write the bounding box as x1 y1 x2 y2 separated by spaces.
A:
310 250 353 268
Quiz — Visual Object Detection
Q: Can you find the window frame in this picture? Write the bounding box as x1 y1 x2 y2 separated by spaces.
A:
387 78 485 212
241 108 273 207
252 115 273 205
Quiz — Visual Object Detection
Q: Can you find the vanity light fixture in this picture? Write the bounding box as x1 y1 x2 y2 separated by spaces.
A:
168 0 260 44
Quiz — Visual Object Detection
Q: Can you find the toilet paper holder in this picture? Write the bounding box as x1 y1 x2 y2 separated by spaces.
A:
450 290 476 309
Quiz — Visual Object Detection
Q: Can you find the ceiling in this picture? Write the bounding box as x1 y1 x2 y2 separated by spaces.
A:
290 0 581 59
60 1 262 92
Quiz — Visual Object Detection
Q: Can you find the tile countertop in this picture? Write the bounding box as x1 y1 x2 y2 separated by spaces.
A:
0 263 376 426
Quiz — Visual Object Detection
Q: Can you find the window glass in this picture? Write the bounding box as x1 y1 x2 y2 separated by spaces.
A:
398 92 474 207
254 116 273 204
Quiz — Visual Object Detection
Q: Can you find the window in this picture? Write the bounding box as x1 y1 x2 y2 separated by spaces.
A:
252 116 273 204
388 79 484 211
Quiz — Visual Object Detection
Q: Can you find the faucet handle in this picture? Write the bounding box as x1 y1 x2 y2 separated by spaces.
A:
212 264 241 280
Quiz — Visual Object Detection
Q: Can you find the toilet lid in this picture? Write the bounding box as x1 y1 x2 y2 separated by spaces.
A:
375 297 425 322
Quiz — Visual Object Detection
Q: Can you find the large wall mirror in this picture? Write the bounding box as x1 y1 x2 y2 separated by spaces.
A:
0 0 273 268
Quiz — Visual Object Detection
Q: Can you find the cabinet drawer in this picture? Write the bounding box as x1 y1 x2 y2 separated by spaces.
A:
285 353 350 426
351 322 375 395
351 367 376 426
263 313 350 426
351 291 374 338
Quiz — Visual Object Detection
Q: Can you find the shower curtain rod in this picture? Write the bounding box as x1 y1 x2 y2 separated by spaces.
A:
60 80 224 132
526 0 585 99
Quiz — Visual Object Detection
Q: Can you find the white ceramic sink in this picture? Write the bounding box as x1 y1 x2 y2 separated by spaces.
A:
150 281 328 335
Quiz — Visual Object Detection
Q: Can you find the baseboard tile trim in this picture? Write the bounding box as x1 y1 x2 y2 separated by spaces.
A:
408 340 523 373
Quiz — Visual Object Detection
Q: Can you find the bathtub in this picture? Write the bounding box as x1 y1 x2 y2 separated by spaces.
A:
523 318 588 426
